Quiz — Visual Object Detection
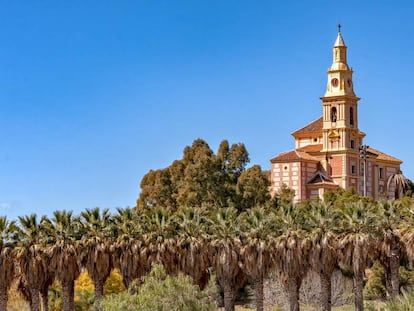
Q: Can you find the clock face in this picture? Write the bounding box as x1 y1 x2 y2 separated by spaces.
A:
331 78 339 87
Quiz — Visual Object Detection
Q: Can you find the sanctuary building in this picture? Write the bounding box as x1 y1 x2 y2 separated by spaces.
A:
269 29 402 201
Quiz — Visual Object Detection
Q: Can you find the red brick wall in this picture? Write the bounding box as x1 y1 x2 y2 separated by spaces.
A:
330 156 342 176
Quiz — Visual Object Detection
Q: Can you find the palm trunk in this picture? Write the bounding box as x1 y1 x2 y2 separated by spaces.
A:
40 287 48 311
384 265 392 300
319 273 332 311
353 271 364 311
223 282 235 311
0 286 8 311
389 245 400 299
93 279 105 311
255 277 264 311
62 280 75 311
29 287 40 311
286 276 300 311
122 276 131 291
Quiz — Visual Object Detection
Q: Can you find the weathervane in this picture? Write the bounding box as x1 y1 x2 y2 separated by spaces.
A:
338 23 342 33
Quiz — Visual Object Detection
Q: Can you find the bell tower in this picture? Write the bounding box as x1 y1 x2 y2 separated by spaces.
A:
321 25 362 154
321 26 364 189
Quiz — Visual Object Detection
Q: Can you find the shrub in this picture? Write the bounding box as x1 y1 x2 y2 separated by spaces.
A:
98 265 217 311
381 289 414 311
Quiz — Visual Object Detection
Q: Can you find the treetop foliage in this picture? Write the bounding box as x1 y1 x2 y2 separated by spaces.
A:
136 138 270 212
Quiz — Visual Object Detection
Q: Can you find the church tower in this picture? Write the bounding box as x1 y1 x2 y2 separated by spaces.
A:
320 26 363 189
270 26 403 201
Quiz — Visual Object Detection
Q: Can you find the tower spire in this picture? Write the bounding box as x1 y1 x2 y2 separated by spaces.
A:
324 26 355 97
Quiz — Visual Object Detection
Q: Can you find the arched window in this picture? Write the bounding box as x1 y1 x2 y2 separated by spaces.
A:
331 107 337 122
350 107 354 125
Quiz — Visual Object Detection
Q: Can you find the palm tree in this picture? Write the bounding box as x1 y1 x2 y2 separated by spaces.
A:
398 200 414 297
140 208 178 276
0 216 18 311
274 202 310 311
208 208 246 311
239 207 278 311
336 201 380 311
43 210 82 311
376 200 404 300
387 170 408 199
112 207 147 289
175 208 211 289
304 202 339 311
15 214 50 311
80 208 113 310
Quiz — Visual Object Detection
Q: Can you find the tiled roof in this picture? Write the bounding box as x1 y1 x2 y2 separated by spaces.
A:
368 147 403 164
270 149 320 163
297 144 323 153
291 117 323 137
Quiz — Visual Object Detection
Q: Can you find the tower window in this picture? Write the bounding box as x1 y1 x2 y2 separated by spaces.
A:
379 167 384 180
331 107 337 122
350 140 355 149
350 107 354 125
351 165 356 174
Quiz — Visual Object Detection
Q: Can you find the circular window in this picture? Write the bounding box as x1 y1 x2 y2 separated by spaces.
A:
331 78 339 87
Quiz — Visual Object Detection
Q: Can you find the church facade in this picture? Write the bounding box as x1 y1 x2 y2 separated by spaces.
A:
269 29 402 201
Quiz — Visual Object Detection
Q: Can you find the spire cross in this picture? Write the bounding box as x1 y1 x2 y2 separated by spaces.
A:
338 23 342 33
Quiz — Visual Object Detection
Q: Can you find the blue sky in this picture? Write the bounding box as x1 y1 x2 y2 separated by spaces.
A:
1 1 414 219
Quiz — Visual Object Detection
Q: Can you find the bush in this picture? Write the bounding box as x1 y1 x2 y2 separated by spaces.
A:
381 289 414 311
98 265 217 311
364 261 414 300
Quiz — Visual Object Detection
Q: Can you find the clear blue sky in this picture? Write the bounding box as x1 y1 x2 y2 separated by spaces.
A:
2 1 414 219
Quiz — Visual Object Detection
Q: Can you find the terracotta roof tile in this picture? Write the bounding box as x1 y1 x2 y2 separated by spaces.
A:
292 117 323 137
297 144 323 153
270 150 320 163
367 147 402 164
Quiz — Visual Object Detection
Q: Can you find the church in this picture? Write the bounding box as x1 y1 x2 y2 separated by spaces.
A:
269 28 402 201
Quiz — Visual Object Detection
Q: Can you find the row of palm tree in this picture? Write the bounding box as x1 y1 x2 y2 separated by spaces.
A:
2 199 414 311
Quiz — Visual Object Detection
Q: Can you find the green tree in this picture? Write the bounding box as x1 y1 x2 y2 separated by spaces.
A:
272 183 295 208
216 140 250 208
137 169 176 211
323 187 372 209
236 165 270 211
137 139 256 211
